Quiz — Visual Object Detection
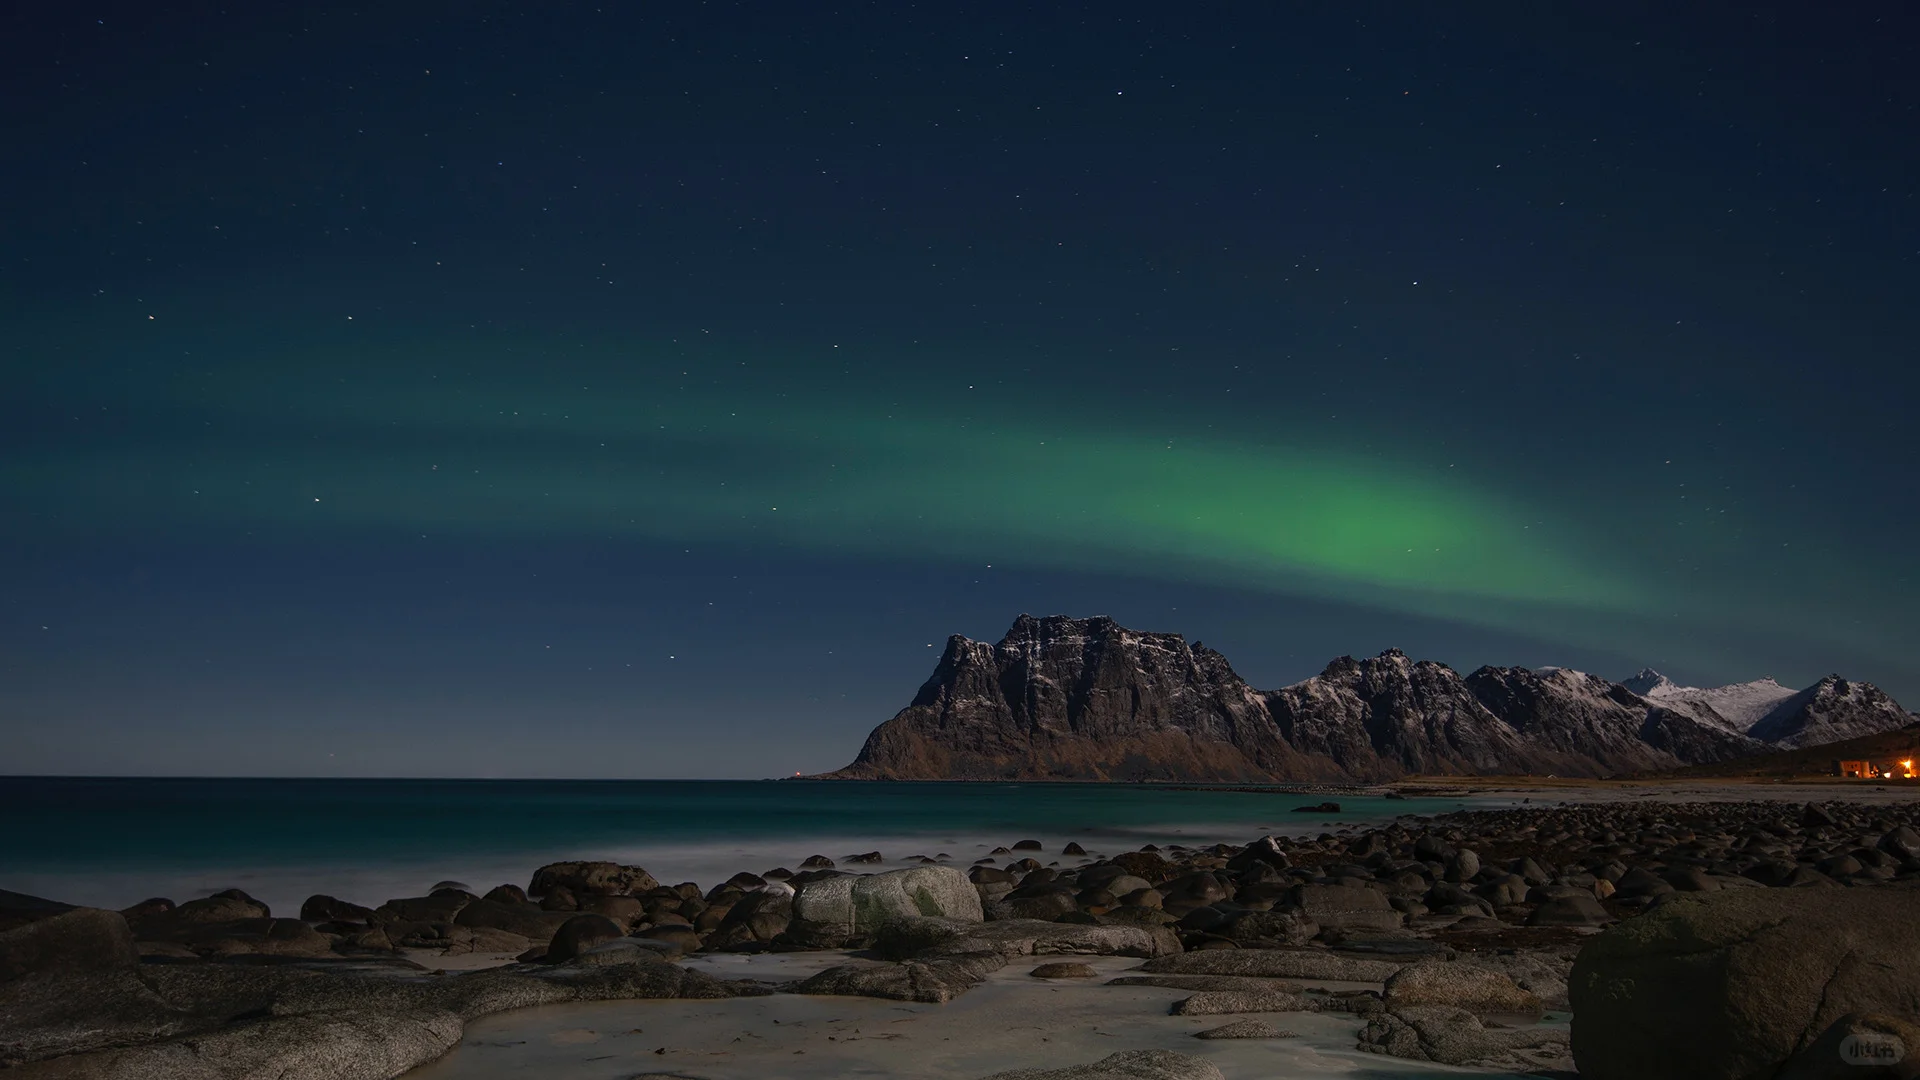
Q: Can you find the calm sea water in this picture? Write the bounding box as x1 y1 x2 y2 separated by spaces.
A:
0 778 1473 915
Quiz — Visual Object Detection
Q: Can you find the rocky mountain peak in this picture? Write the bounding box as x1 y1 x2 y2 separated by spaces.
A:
828 616 1913 782
1621 668 1675 696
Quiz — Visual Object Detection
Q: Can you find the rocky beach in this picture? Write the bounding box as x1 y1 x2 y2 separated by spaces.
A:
7 783 1919 1079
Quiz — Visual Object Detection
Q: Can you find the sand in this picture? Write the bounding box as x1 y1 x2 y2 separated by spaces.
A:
402 951 1563 1079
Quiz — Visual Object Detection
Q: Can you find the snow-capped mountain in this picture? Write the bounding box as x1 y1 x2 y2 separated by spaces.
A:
1623 669 1909 748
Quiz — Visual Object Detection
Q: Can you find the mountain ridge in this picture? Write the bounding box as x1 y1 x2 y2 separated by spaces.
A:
824 614 1912 782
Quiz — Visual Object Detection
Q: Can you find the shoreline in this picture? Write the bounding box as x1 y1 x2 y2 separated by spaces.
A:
6 782 1919 1079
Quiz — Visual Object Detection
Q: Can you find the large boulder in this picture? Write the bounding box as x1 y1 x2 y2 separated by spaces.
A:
544 915 626 963
0 909 138 982
786 867 981 947
1569 883 1920 1080
527 861 660 898
1290 884 1402 933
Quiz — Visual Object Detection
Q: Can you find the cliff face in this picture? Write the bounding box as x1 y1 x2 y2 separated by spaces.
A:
837 615 1317 781
826 615 1914 781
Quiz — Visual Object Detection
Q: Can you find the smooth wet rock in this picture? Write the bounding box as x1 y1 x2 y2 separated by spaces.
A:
1193 1019 1295 1039
1570 883 1920 1080
978 1049 1225 1080
1107 974 1302 993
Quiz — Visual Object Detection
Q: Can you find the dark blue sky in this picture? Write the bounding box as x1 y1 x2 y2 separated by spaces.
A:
4 3 1916 776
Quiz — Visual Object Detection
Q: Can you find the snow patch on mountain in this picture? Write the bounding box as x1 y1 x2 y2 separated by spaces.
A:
1625 671 1800 736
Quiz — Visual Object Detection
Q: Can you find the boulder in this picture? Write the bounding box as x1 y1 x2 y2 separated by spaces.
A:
1108 974 1302 993
1289 884 1402 933
635 924 701 955
164 895 269 923
707 886 793 949
0 909 138 982
299 895 375 923
1169 989 1315 1015
1139 948 1401 982
1220 910 1317 946
544 914 625 963
1527 892 1612 927
795 953 1008 1003
528 861 660 898
1776 1012 1920 1080
1358 1005 1571 1069
786 866 981 947
0 938 764 1073
1569 883 1920 1080
1194 1019 1295 1039
451 898 575 940
1384 961 1542 1017
1031 962 1097 979
977 1049 1224 1080
1108 852 1172 882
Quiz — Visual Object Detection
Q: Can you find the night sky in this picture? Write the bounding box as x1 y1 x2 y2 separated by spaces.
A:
4 4 1916 778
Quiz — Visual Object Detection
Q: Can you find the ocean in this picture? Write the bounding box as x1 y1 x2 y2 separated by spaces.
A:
0 777 1475 915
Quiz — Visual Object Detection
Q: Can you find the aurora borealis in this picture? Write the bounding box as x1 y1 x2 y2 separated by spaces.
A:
4 5 1916 776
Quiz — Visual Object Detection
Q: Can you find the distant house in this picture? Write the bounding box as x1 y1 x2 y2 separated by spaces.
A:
1835 757 1917 779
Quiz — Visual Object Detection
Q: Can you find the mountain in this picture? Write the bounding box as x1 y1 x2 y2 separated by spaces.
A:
825 615 1912 782
1627 669 1913 748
